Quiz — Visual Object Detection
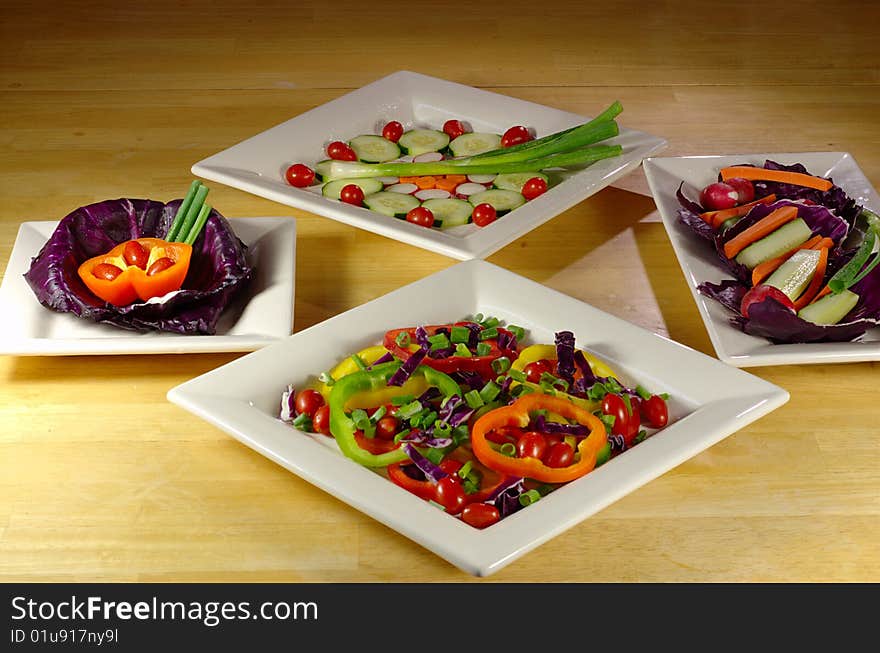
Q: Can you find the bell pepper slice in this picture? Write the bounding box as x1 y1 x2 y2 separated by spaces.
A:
387 447 512 503
383 322 518 379
511 344 619 380
329 360 462 467
76 256 139 306
471 393 607 484
318 345 409 400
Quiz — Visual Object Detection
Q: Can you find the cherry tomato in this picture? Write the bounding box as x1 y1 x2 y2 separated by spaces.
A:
544 441 574 468
339 184 365 206
294 389 325 418
523 359 555 383
406 206 434 228
472 202 497 227
725 177 755 204
312 405 331 435
517 431 548 460
501 125 532 148
440 459 463 475
601 393 630 436
434 476 467 514
146 257 175 277
699 182 739 210
381 121 404 143
285 163 316 187
641 395 669 429
123 240 149 269
92 262 123 281
461 503 501 529
326 141 357 161
375 415 399 440
521 177 548 201
442 119 467 140
543 433 563 450
740 284 795 318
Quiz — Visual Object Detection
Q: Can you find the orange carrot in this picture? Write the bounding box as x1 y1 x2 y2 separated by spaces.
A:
723 205 800 260
701 194 777 228
751 235 823 286
445 174 467 184
398 176 418 184
793 247 829 311
435 177 459 192
720 166 833 192
414 176 437 190
813 285 833 302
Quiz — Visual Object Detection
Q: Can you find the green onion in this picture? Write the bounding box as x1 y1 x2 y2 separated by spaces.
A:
595 442 612 466
499 442 516 457
351 408 374 437
475 342 491 356
291 412 312 430
507 369 527 383
471 313 484 323
454 343 472 357
598 413 616 431
519 489 542 506
182 202 212 246
396 400 423 421
370 406 387 422
433 420 452 439
828 226 879 292
318 371 335 386
621 394 632 413
421 411 438 428
635 385 652 401
587 382 608 401
395 331 411 348
508 325 526 340
479 326 499 341
659 393 670 401
166 180 202 241
634 430 648 445
428 333 451 350
452 425 470 445
391 394 415 406
450 326 471 344
393 429 412 443
170 183 209 243
491 357 511 374
465 390 485 409
350 354 367 370
479 380 501 403
479 316 500 329
424 448 445 464
457 461 473 479
540 372 568 392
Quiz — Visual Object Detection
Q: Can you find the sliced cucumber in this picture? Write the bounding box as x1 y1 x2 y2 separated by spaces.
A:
363 191 420 218
734 218 812 269
467 189 526 214
349 135 401 163
398 129 450 156
764 249 822 301
421 198 473 229
798 289 859 325
314 159 333 182
448 132 502 157
493 172 549 193
321 178 383 200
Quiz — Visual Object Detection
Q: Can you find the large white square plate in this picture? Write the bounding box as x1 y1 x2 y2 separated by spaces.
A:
191 70 667 260
644 152 880 367
0 217 296 355
167 259 788 576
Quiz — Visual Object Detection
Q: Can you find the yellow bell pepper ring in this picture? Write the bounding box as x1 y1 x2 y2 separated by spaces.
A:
318 345 392 399
511 344 619 380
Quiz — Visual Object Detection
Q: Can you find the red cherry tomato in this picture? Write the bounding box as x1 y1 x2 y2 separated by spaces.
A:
326 141 357 161
521 177 548 201
339 184 365 206
381 121 404 143
725 177 755 204
442 119 467 140
523 359 555 383
461 503 501 529
699 182 739 210
123 240 149 269
501 125 532 148
543 433 563 450
375 416 399 440
642 395 669 429
740 284 796 318
284 163 316 187
295 389 325 418
312 405 331 435
146 257 175 277
92 263 123 281
434 476 468 514
601 393 630 435
544 441 574 468
405 206 435 228
472 202 497 227
440 459 463 475
516 432 548 460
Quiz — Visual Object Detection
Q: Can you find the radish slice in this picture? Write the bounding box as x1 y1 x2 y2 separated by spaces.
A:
415 189 451 201
386 183 419 194
413 151 444 163
467 174 496 184
377 176 399 185
454 182 487 197
394 155 414 163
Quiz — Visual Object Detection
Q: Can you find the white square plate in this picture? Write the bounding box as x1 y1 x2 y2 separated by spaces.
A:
644 152 880 367
167 259 788 576
191 70 667 260
0 217 296 355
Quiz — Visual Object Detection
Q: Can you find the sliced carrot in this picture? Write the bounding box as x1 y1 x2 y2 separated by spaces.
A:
751 235 823 287
813 285 833 302
444 174 467 184
398 176 419 184
720 166 833 192
793 247 829 311
435 177 459 192
723 205 799 260
701 194 777 228
414 176 436 190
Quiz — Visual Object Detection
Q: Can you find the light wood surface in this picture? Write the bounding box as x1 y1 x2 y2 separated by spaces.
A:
1 1 878 582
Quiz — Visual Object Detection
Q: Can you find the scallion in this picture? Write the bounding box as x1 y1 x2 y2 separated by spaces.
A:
464 390 485 409
450 326 471 344
428 333 451 350
491 356 511 374
508 325 526 340
166 180 201 242
318 371 335 386
519 489 542 506
475 342 491 356
350 354 367 370
499 442 516 457
395 331 411 348
453 343 472 357
479 326 499 341
479 380 501 403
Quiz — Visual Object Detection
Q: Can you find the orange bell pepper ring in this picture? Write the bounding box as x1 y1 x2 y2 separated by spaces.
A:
471 393 607 483
77 237 192 306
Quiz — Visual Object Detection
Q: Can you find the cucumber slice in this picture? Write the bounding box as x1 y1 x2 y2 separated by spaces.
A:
734 218 812 269
398 129 450 156
448 132 502 157
321 178 383 200
764 249 821 301
467 189 526 214
797 289 859 325
363 191 420 217
421 198 473 229
493 172 549 193
349 135 401 163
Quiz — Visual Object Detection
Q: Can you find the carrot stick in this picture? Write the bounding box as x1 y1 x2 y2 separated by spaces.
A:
414 176 436 190
813 285 833 302
751 235 823 287
720 166 833 192
723 205 800 260
793 247 829 311
398 176 418 184
434 177 459 192
701 194 777 228
445 174 467 184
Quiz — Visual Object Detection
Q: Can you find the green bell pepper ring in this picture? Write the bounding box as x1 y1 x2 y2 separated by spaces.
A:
329 360 463 467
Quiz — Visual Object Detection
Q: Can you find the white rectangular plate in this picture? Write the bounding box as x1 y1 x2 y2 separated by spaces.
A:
644 152 880 367
167 259 788 576
0 217 296 355
192 70 667 260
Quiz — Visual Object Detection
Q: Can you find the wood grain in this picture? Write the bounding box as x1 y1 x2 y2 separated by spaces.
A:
1 0 878 582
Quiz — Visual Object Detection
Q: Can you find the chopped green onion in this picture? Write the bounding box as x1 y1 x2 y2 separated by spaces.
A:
534 484 555 497
508 325 526 340
465 390 485 409
595 442 612 466
475 342 492 356
479 380 501 403
454 343 472 357
452 425 470 445
499 442 516 457
635 385 652 401
395 331 411 348
540 372 568 392
396 400 423 421
409 409 427 428
660 393 670 401
433 420 452 439
599 413 616 431
587 382 608 401
471 313 484 323
634 430 648 445
424 448 445 464
351 408 375 437
621 394 632 413
450 326 471 344
491 357 511 374
428 333 451 350
318 371 335 386
457 461 473 479
479 326 499 341
291 412 312 430
393 429 412 443
182 202 212 246
511 384 534 397
519 489 542 506
350 354 367 370
391 394 415 406
479 316 500 329
370 406 387 422
421 411 438 428
166 180 202 242
507 369 527 383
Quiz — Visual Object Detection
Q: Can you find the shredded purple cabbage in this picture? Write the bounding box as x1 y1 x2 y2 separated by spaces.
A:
398 431 453 449
487 477 526 518
279 385 296 422
497 329 517 352
450 370 483 390
437 394 476 427
554 330 576 383
403 444 448 483
534 414 589 436
572 350 597 385
387 348 427 386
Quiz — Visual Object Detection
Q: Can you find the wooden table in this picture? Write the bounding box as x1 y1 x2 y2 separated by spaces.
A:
1 1 878 582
